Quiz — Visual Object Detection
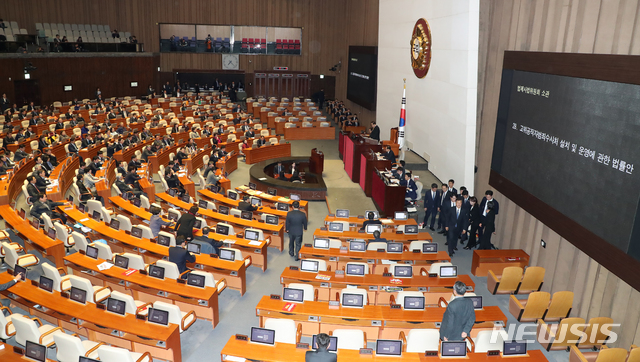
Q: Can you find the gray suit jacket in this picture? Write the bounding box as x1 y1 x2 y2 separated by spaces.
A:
285 209 307 236
439 296 476 341
305 348 337 362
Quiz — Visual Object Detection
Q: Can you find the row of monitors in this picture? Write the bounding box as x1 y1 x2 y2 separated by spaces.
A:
335 209 409 221
312 238 436 253
124 193 280 226
249 328 527 356
327 222 418 234
299 259 457 278
282 287 482 309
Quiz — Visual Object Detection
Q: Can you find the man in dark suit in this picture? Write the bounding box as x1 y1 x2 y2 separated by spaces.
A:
13 144 29 162
422 183 441 230
0 94 9 112
440 281 475 341
404 173 418 201
285 201 307 260
437 184 450 233
169 236 196 278
67 139 79 155
478 190 499 241
445 199 468 256
447 179 458 198
30 193 67 224
361 212 381 231
115 174 142 197
238 195 258 212
460 190 471 211
192 227 224 255
26 176 40 203
274 161 286 179
288 162 300 182
305 332 336 362
34 169 49 193
383 146 397 163
368 121 380 141
244 128 255 139
116 161 127 175
369 230 388 244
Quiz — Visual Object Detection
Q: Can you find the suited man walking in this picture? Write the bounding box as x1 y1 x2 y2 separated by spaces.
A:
478 190 499 241
422 183 441 230
285 201 307 261
445 199 468 257
437 184 450 232
439 281 475 341
305 332 336 362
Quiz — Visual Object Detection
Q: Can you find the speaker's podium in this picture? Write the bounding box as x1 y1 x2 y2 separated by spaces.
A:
360 149 393 197
372 168 406 217
342 133 382 183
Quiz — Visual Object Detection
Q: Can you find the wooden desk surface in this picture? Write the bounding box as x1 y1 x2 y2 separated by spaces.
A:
64 252 216 301
198 189 289 218
280 267 475 291
0 273 181 361
0 341 56 361
255 295 507 325
324 215 417 227
0 205 66 268
471 249 530 277
298 245 451 264
57 206 248 294
236 186 309 210
313 229 431 243
244 143 292 165
221 337 548 362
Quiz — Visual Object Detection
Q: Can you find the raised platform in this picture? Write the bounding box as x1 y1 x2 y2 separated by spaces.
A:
249 157 327 201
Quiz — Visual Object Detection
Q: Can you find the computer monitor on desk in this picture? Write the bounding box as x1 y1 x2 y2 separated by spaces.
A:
147 308 169 326
187 242 201 254
328 222 343 232
300 259 319 272
403 296 425 310
86 245 99 259
240 211 253 220
69 286 87 304
312 335 337 352
349 240 366 251
422 243 437 253
114 254 129 268
336 209 350 218
290 194 300 201
218 205 230 215
244 229 260 241
187 273 206 288
346 263 365 276
276 203 289 211
39 276 54 293
404 225 418 234
265 215 279 225
341 293 364 308
131 226 143 238
441 341 467 357
220 249 236 261
283 287 305 303
387 242 403 253
148 265 165 280
106 297 126 316
375 340 402 357
216 224 230 235
24 341 47 362
250 327 275 345
365 224 382 234
440 265 458 278
313 238 330 249
467 296 483 310
503 341 527 356
393 265 413 278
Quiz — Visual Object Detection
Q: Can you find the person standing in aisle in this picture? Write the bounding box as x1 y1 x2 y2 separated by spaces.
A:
285 201 307 261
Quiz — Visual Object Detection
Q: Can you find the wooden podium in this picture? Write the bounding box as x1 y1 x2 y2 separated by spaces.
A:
359 149 392 196
310 148 324 175
371 169 406 217
343 134 382 183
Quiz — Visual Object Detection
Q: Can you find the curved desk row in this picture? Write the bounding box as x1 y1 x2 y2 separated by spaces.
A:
313 229 431 243
197 189 289 218
57 206 249 295
64 252 224 328
255 295 506 340
0 272 182 362
280 267 475 305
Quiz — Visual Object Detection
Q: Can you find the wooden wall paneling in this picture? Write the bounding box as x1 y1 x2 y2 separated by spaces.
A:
477 0 640 345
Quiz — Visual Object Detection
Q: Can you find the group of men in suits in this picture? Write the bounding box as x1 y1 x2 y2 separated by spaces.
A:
273 161 300 182
421 179 500 255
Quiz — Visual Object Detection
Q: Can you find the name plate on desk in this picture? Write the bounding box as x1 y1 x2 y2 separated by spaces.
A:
368 285 378 291
235 334 248 341
371 320 382 326
289 266 299 271
390 304 401 309
304 243 312 248
359 348 373 355
270 294 281 300
329 256 337 261
418 287 427 292
198 300 208 306
320 282 330 288
308 316 319 322
328 301 340 309
487 350 501 356
335 270 344 276
111 330 124 337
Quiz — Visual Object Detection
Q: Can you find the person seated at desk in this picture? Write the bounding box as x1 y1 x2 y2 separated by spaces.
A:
165 168 185 195
305 332 337 362
192 226 224 255
368 230 387 245
169 236 196 279
382 145 396 163
149 206 174 237
289 162 300 182
256 135 267 147
124 166 142 187
0 272 24 307
240 121 251 133
215 124 225 135
40 155 56 174
128 154 142 170
116 173 143 198
43 149 58 167
361 211 382 231
239 139 250 157
13 144 29 162
167 160 180 173
244 128 256 139
274 161 286 179
205 166 221 187
116 161 127 175
175 147 189 166
37 135 49 150
281 108 289 116
80 134 94 148
34 166 50 188
238 195 258 212
26 176 41 203
175 206 198 240
30 193 67 224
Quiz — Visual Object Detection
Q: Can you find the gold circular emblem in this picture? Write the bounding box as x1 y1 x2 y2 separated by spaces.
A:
410 18 432 78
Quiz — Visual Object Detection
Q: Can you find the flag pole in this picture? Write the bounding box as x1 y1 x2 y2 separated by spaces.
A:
398 78 407 161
